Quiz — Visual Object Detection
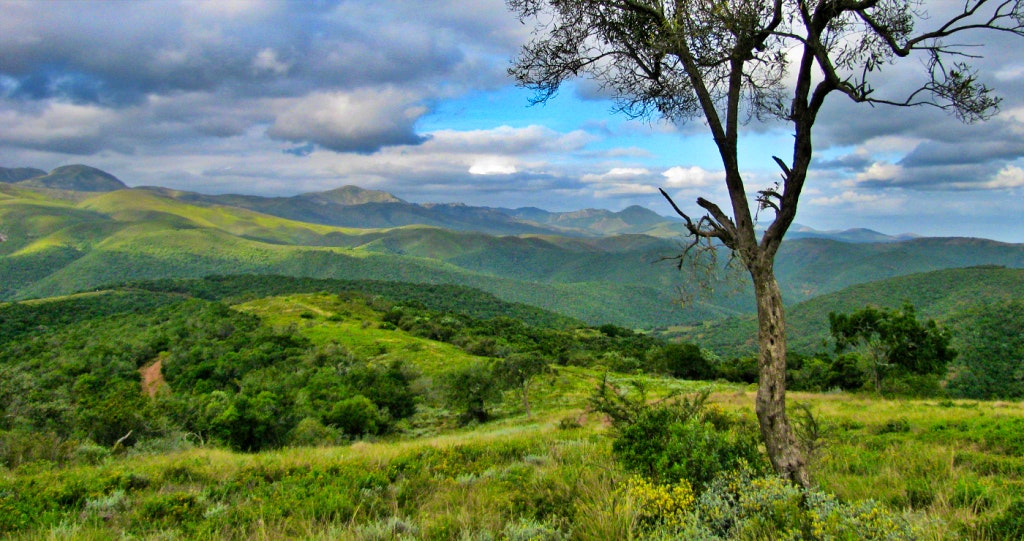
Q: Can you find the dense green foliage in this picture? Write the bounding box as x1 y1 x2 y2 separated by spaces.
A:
0 281 710 460
0 294 421 455
595 386 770 491
125 274 582 329
672 266 1024 358
947 298 1024 399
829 303 955 393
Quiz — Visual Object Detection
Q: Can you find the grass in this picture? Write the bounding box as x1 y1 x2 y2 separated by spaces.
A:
4 376 1023 539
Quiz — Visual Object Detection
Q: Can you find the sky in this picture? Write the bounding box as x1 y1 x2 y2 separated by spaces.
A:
1 1 1023 242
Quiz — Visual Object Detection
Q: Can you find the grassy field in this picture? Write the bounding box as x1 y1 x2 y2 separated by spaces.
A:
3 369 1023 539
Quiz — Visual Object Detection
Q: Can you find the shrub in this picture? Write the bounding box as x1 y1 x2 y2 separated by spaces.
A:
649 342 714 380
439 363 500 424
618 475 695 531
673 466 917 541
601 385 770 491
325 395 383 437
288 417 341 446
0 430 79 469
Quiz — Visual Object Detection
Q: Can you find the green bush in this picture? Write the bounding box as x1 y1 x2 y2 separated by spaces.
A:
288 417 342 446
613 409 768 491
439 363 500 424
325 395 383 437
0 430 79 469
603 387 769 491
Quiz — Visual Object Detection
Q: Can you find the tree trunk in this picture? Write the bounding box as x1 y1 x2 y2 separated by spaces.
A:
522 381 532 419
751 263 811 487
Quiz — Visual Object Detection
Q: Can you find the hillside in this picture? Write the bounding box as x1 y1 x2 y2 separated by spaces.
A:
4 181 1024 330
8 164 128 192
674 266 1024 357
0 187 701 327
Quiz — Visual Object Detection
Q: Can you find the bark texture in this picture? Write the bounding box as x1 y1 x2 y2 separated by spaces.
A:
751 265 809 487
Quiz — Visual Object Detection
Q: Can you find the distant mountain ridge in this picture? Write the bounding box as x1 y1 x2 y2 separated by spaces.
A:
2 165 1024 330
1 165 127 192
3 164 921 241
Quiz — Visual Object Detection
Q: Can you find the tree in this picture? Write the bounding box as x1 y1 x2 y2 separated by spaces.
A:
508 0 1022 485
829 303 955 392
439 363 502 424
493 352 551 418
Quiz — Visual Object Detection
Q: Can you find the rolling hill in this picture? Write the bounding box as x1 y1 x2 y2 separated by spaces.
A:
672 266 1024 357
3 165 1024 331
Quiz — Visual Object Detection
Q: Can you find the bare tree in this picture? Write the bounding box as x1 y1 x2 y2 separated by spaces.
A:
508 0 1023 486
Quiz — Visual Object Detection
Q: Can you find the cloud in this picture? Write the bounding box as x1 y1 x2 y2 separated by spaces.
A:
428 125 595 155
266 89 429 153
469 160 517 175
661 166 718 188
252 48 290 76
0 101 127 154
581 168 650 183
950 165 1024 190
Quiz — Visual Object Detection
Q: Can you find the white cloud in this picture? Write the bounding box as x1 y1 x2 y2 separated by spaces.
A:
428 125 595 154
661 166 717 188
808 189 906 214
469 160 517 175
581 167 650 184
0 101 124 154
956 164 1024 189
853 161 903 185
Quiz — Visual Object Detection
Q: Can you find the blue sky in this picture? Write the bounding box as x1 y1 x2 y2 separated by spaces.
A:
1 0 1023 241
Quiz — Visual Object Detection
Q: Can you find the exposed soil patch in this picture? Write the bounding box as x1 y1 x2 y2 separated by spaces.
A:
140 355 168 398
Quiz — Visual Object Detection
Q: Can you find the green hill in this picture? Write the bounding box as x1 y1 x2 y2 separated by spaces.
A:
16 164 128 192
3 181 1024 330
675 266 1024 357
0 187 698 327
0 166 47 183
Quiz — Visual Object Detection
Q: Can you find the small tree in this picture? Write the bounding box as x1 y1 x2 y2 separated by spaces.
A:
649 342 714 380
493 352 550 418
829 303 956 392
439 363 501 424
509 0 1023 485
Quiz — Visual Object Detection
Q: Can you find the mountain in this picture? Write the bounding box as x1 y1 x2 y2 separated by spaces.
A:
4 163 1023 331
505 205 686 236
0 187 703 327
310 185 405 205
15 165 128 192
0 167 47 183
2 164 929 241
786 225 917 243
143 186 563 236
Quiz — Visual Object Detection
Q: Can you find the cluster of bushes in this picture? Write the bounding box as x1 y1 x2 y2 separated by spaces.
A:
706 303 956 397
0 294 419 459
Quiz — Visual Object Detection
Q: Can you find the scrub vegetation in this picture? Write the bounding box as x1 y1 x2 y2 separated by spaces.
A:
2 276 1024 539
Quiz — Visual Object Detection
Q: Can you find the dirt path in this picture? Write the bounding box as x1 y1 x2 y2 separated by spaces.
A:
140 356 168 398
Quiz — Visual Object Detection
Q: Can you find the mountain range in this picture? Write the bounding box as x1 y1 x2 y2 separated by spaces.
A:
1 164 914 241
3 164 1022 330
